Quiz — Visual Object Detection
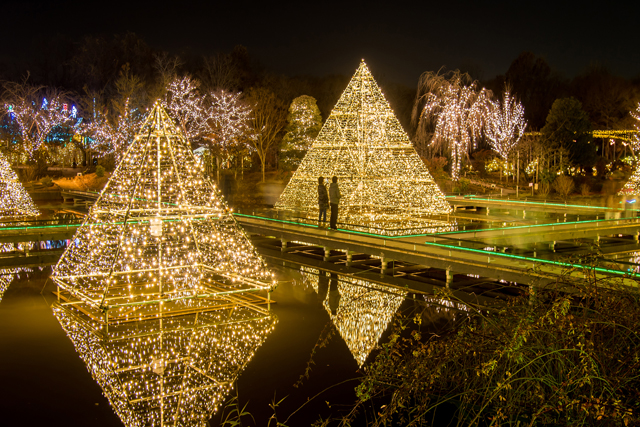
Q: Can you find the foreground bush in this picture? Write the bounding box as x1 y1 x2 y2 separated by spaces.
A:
340 272 640 426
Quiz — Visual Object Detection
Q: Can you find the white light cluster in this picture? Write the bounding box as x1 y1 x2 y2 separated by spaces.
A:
276 61 451 220
485 91 527 160
52 103 275 322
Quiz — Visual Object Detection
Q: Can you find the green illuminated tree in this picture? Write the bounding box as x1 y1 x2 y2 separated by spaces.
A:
280 95 323 171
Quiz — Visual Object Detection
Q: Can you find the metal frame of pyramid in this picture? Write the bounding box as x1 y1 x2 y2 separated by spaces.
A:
0 151 39 218
53 300 276 426
52 104 275 325
275 61 451 221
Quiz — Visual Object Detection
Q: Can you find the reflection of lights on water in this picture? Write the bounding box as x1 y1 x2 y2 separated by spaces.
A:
299 266 405 366
53 303 276 427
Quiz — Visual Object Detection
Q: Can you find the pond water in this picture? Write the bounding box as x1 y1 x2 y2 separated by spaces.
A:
0 262 461 426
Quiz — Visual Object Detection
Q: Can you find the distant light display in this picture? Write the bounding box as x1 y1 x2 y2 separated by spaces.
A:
485 91 527 160
618 103 640 195
52 103 275 323
275 60 451 218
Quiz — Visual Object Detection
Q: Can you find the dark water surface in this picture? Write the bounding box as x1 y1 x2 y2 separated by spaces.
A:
0 265 418 426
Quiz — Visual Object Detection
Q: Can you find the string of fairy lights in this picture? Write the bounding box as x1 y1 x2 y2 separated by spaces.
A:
52 103 275 323
275 60 452 220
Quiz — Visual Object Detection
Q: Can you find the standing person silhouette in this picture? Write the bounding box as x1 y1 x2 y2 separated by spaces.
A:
317 177 329 227
329 176 341 230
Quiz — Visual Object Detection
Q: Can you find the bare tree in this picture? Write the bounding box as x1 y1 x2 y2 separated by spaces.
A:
245 87 286 182
553 175 575 200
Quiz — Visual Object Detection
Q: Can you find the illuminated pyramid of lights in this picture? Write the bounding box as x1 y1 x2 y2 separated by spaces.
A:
275 60 451 218
54 302 276 426
0 151 39 217
52 103 275 323
300 267 405 367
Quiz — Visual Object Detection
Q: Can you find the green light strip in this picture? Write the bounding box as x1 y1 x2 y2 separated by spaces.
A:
232 213 438 239
0 216 217 232
431 216 639 236
423 241 633 276
463 195 616 210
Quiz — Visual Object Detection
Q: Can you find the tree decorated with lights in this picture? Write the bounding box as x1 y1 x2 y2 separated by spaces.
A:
619 102 640 195
280 95 323 170
0 151 39 217
2 81 75 157
52 103 275 323
414 70 491 180
485 90 527 160
53 300 276 426
162 75 209 140
276 61 451 218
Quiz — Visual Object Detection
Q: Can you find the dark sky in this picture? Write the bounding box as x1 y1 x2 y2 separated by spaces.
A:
3 0 640 87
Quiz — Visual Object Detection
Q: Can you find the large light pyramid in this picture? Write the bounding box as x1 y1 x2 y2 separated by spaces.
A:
54 302 276 427
0 151 39 217
52 104 274 323
275 60 451 217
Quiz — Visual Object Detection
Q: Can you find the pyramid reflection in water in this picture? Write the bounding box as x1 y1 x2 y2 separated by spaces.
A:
53 300 276 427
299 267 406 367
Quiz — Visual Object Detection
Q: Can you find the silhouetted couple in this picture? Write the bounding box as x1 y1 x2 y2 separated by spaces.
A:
318 176 340 230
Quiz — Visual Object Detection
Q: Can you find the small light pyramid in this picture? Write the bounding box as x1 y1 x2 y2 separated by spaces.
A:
0 151 39 217
275 60 451 217
52 104 274 322
54 302 276 426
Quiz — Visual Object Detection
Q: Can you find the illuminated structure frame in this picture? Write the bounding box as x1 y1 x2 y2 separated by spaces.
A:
275 61 451 220
52 104 275 326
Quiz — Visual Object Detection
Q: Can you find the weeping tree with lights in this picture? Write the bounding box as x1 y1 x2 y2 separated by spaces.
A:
413 70 491 180
485 90 528 181
280 95 323 171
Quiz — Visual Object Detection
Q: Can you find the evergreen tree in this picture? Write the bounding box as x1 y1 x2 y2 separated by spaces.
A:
280 95 322 170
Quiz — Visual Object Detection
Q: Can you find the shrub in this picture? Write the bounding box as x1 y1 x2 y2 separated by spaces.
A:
95 165 105 178
553 175 575 200
580 182 590 196
40 176 53 187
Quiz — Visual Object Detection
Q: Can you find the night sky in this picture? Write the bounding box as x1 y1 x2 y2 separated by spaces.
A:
3 0 640 86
